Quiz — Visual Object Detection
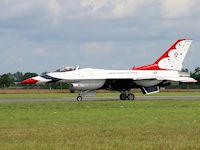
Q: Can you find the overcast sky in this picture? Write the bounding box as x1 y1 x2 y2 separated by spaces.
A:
0 0 200 74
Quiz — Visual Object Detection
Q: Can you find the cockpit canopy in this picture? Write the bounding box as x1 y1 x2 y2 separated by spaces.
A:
54 65 80 72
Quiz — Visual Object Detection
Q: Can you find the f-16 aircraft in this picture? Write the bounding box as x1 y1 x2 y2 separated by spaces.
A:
20 39 196 101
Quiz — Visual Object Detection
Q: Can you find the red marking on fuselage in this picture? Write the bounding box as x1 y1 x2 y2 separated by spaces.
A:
20 78 38 84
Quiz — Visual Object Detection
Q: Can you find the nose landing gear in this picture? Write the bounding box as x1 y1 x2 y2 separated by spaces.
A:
77 96 83 102
76 90 96 102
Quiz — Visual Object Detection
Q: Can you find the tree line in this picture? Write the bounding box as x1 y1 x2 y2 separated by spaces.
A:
0 67 200 89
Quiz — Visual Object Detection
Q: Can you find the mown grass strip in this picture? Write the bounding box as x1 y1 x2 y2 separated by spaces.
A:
0 92 200 99
0 100 199 149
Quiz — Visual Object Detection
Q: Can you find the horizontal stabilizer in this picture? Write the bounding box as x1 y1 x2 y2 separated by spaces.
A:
160 77 197 83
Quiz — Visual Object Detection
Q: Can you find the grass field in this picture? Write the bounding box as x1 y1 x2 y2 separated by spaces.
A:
0 100 200 150
0 91 200 99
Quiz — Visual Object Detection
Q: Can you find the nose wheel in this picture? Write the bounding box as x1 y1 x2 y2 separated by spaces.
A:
77 96 83 102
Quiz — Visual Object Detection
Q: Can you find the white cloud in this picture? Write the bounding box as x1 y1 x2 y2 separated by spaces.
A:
0 0 62 26
160 0 195 18
80 0 147 19
81 0 109 11
82 42 113 56
34 48 47 57
112 0 145 18
79 0 200 20
0 0 198 24
47 0 61 24
0 1 33 19
6 56 23 65
0 0 200 73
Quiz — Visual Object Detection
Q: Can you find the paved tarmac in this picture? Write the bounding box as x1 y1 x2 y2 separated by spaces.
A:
0 96 200 102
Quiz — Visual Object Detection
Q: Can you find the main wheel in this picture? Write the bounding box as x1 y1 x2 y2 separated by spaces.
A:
120 93 127 100
127 93 135 100
77 96 82 102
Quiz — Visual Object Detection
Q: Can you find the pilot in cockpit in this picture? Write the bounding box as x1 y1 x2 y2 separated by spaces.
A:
54 65 80 72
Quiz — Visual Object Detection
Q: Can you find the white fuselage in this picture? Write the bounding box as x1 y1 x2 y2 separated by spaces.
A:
47 68 179 85
32 68 195 89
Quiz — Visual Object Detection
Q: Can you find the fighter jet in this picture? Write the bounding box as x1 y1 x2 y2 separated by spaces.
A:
20 39 197 101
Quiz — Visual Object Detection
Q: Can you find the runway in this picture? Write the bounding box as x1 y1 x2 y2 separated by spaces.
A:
0 96 200 102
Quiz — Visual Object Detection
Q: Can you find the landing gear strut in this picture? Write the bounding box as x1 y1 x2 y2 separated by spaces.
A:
76 90 96 102
120 91 135 100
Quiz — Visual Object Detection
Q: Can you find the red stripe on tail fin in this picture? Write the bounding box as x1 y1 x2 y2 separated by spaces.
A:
132 39 192 71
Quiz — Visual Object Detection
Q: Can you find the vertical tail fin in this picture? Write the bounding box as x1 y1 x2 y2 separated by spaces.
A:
132 39 192 71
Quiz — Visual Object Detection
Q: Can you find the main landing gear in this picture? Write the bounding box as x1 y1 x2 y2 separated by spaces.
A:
120 91 135 100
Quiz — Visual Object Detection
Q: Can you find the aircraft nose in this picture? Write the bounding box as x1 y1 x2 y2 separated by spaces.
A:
20 78 38 84
20 76 51 84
